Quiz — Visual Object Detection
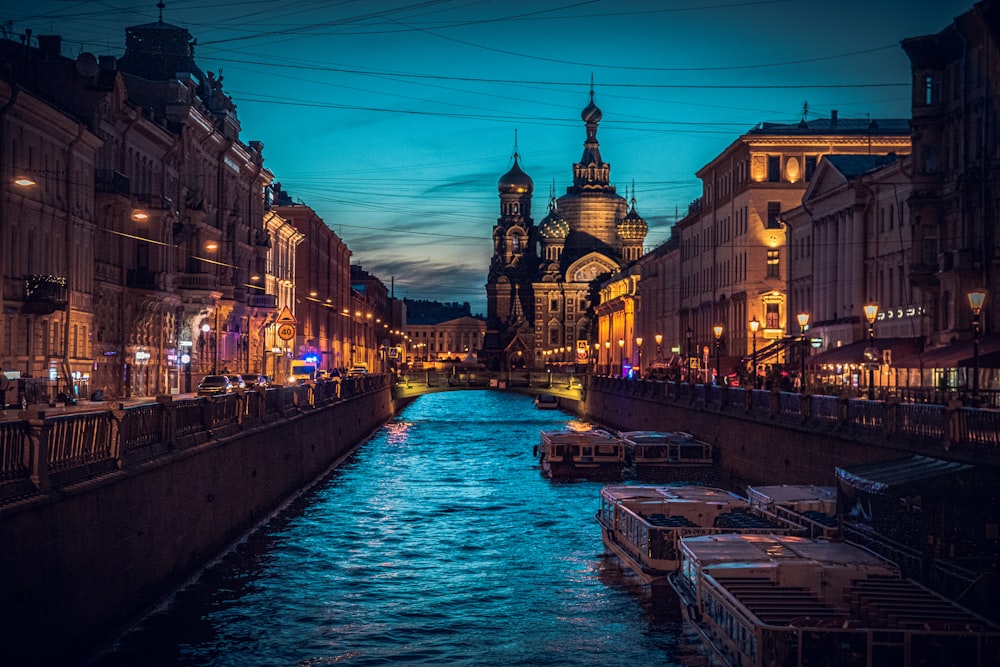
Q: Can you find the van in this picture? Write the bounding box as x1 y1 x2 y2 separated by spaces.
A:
288 360 317 385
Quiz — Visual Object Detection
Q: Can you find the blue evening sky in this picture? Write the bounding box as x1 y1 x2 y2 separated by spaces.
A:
7 0 973 315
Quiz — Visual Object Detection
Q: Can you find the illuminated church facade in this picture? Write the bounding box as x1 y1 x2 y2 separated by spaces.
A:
482 92 648 371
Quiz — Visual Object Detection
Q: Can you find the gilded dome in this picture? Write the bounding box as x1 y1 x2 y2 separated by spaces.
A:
498 157 534 194
618 202 648 240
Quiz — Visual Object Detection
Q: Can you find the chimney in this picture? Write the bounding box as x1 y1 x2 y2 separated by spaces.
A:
831 109 838 126
37 34 62 58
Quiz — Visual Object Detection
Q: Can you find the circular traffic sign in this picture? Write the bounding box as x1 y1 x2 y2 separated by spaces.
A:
277 323 295 341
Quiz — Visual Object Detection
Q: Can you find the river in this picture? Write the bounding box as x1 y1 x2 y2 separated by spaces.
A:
89 390 711 666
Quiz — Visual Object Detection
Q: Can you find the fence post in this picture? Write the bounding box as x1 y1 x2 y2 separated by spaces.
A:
157 395 178 451
944 399 962 451
27 412 52 494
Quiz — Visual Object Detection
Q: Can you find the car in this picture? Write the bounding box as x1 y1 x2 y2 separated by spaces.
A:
226 374 246 390
240 373 267 388
347 364 369 377
197 375 232 396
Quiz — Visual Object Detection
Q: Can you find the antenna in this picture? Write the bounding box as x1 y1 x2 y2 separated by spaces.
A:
157 1 165 23
801 100 809 121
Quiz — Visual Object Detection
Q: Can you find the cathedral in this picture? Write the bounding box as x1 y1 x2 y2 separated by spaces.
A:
483 91 648 371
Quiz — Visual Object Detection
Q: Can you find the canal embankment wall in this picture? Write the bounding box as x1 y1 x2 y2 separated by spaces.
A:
579 378 991 489
1 383 400 664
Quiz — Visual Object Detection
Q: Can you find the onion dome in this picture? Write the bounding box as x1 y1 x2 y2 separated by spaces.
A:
581 89 603 124
498 154 534 195
618 197 648 240
538 198 570 240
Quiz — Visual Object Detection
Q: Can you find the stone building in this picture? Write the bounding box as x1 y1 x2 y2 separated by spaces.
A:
483 91 648 371
273 184 351 373
674 113 911 380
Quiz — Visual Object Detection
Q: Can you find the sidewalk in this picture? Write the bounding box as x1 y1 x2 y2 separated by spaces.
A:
1 393 198 421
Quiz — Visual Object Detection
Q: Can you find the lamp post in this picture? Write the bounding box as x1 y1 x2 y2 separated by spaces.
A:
749 315 760 389
863 303 878 400
654 333 663 364
201 323 217 374
685 327 693 382
796 312 810 393
617 338 625 377
604 340 611 375
968 290 987 403
635 336 643 379
712 324 723 385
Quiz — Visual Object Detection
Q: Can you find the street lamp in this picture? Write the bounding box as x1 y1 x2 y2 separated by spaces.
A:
201 323 218 374
654 333 663 364
749 315 760 389
968 290 987 403
712 324 723 385
635 336 643 379
685 326 693 382
604 340 611 375
617 338 625 377
863 303 878 400
796 312 810 393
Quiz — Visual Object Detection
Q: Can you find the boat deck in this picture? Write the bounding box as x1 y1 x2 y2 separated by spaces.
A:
717 578 846 625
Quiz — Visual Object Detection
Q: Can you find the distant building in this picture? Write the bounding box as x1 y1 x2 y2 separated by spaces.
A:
483 90 648 371
404 299 472 325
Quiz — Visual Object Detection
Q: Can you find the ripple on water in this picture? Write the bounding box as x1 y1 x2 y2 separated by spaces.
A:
90 391 711 667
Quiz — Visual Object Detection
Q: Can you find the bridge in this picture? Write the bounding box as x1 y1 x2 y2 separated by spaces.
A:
391 369 585 403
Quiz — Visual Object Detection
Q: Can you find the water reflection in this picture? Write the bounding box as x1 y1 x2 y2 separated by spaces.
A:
90 391 710 666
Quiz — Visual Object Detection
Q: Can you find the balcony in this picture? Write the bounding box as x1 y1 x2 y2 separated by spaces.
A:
22 275 67 314
126 269 160 291
176 273 219 292
248 293 278 310
95 170 130 196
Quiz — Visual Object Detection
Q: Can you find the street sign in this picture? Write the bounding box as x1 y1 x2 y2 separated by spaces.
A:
275 306 297 325
277 323 295 341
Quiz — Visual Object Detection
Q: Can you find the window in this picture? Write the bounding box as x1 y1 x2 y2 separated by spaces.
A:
550 298 559 312
766 249 780 278
924 73 940 105
767 156 781 182
805 156 817 181
766 303 780 329
766 202 781 229
511 235 521 253
549 329 559 345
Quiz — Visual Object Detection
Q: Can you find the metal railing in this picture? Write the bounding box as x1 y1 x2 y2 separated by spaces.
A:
0 375 390 507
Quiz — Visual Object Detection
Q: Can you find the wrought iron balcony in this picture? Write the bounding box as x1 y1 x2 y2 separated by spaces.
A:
22 274 67 313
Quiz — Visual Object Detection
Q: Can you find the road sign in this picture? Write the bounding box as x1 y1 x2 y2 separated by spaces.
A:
275 305 297 325
277 323 296 341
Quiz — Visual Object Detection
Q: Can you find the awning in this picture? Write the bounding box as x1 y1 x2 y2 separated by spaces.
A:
806 337 923 369
835 455 976 495
894 334 1000 369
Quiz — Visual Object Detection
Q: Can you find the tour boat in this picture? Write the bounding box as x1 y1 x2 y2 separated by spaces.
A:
596 485 808 585
534 393 560 409
669 533 1000 667
745 483 839 539
618 430 714 480
535 427 625 479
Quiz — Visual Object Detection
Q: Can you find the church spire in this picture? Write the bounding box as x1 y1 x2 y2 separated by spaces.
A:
572 86 612 192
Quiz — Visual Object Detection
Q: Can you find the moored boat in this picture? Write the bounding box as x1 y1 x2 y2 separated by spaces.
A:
746 483 839 539
596 485 807 585
536 427 624 480
669 533 1000 667
534 393 560 409
618 430 714 480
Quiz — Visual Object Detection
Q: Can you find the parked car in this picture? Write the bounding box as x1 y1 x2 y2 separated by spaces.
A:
226 374 246 390
197 375 232 396
241 373 267 388
348 364 369 377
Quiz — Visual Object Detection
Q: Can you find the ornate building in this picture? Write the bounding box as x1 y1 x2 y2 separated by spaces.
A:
483 91 648 371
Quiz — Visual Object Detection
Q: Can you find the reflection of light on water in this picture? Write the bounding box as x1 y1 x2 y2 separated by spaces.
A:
384 420 412 445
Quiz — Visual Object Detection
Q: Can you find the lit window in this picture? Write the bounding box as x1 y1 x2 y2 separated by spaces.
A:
767 249 780 278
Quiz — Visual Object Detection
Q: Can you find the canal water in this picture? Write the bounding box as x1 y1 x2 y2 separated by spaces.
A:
90 391 711 666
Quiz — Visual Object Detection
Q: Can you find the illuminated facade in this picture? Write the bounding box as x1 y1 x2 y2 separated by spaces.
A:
484 91 647 371
676 114 911 378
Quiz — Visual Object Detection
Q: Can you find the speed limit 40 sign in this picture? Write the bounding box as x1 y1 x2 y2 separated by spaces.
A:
277 323 295 340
